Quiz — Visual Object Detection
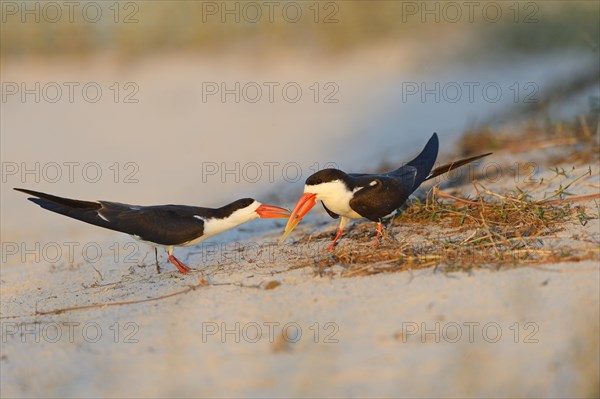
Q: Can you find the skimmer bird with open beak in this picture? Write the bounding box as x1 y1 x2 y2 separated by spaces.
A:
15 188 290 274
279 133 491 249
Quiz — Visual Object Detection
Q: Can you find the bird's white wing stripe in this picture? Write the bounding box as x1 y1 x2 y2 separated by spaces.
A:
352 180 377 193
97 212 109 222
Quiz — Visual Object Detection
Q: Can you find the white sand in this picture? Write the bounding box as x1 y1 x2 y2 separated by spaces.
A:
2 143 599 398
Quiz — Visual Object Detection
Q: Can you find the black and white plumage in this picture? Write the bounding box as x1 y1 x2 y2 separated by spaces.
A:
279 133 491 248
15 188 290 273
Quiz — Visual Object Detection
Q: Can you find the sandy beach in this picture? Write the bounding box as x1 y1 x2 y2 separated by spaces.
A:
1 4 599 396
2 106 599 397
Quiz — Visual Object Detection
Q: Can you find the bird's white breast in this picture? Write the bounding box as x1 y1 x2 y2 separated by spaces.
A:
308 181 363 219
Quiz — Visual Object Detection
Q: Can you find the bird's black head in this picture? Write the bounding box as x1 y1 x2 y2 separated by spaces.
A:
231 198 255 210
216 198 256 218
305 168 348 186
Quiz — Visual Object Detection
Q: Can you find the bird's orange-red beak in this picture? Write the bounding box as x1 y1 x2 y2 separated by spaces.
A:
279 192 317 244
255 204 291 219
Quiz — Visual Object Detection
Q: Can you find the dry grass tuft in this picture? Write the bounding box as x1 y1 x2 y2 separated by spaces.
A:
288 174 599 278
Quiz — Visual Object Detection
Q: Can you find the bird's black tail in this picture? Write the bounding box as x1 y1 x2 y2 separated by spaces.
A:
405 133 439 190
13 188 111 229
14 188 100 209
425 152 492 181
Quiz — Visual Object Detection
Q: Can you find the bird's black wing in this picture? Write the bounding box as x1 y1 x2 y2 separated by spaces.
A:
15 188 205 246
349 169 416 221
389 133 439 193
97 202 206 245
425 152 492 181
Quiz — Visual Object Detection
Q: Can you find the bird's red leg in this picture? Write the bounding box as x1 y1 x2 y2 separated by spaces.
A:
371 222 383 247
326 217 347 251
327 228 344 251
166 247 191 274
168 255 191 274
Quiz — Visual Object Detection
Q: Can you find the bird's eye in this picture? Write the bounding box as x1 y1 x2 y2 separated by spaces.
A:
315 178 322 184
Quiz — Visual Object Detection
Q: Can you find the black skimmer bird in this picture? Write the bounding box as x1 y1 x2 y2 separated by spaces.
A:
279 133 491 249
14 188 290 274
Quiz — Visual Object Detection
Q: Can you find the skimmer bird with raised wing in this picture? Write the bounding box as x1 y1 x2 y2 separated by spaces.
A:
279 133 491 249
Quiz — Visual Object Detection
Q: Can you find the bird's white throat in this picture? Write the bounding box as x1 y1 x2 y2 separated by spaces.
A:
305 180 362 219
198 200 261 242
